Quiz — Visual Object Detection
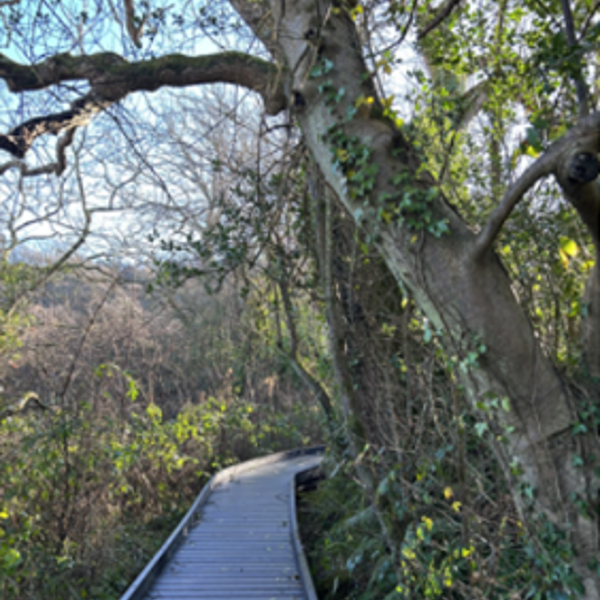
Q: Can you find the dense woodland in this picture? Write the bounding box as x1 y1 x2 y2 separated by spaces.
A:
0 0 599 598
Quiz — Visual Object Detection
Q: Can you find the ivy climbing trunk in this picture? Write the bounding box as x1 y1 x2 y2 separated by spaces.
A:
231 0 600 595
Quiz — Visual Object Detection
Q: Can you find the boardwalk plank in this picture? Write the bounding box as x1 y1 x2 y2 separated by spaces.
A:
122 450 322 600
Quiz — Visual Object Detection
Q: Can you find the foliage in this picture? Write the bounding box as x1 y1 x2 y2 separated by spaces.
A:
0 269 323 599
0 0 599 597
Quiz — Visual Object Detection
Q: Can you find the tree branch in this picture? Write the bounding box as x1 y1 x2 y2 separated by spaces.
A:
560 0 589 118
472 151 556 261
0 128 76 176
227 0 280 60
124 0 146 48
418 0 463 41
0 51 285 159
473 111 600 261
277 276 335 425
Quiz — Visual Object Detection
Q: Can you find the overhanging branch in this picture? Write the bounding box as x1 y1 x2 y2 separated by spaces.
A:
0 51 285 160
472 111 600 261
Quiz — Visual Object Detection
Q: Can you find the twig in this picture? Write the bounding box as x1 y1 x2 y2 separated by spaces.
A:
560 0 589 118
580 0 600 38
124 0 146 48
418 0 463 41
58 279 117 402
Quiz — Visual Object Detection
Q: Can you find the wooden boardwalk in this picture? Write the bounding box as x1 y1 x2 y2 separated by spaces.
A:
120 448 323 600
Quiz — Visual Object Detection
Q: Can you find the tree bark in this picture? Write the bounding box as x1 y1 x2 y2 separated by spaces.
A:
233 0 600 594
0 0 597 592
0 51 284 158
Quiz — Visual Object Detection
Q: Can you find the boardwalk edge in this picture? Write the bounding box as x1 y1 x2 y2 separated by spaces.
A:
118 445 326 600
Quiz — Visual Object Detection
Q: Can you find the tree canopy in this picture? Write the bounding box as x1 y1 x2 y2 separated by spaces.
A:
0 0 599 598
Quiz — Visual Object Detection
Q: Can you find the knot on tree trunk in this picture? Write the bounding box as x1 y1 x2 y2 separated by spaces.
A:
567 152 599 184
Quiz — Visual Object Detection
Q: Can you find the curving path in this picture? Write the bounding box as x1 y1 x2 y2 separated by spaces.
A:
120 447 324 600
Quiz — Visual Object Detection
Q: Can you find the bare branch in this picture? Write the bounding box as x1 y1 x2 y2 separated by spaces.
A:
580 0 600 38
418 0 463 41
277 276 335 424
123 0 146 48
228 0 280 60
0 51 285 159
0 159 20 175
0 128 76 176
0 93 109 159
54 127 77 175
560 0 589 117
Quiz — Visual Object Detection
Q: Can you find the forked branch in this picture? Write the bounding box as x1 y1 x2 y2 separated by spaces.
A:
0 51 285 162
473 111 600 261
472 151 556 261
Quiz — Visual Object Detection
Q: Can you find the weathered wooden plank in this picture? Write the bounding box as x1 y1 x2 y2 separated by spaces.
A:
120 448 323 600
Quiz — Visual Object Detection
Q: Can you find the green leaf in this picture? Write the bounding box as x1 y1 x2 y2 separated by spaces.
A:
474 422 488 437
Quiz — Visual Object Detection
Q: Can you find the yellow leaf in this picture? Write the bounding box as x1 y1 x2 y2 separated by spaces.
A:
443 486 453 500
582 260 595 272
351 4 364 19
0 510 8 519
355 95 374 108
382 94 395 109
0 527 4 537
461 547 473 558
444 566 453 587
401 297 409 309
421 516 433 531
402 547 416 560
336 148 349 162
525 146 539 158
559 236 579 257
559 248 569 269
452 501 462 513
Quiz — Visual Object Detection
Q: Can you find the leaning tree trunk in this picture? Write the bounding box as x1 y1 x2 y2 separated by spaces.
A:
231 0 600 594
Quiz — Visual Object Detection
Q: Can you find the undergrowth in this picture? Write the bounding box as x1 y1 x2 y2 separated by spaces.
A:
299 446 586 600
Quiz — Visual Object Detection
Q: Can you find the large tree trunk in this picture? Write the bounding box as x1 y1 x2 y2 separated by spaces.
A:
232 0 600 594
